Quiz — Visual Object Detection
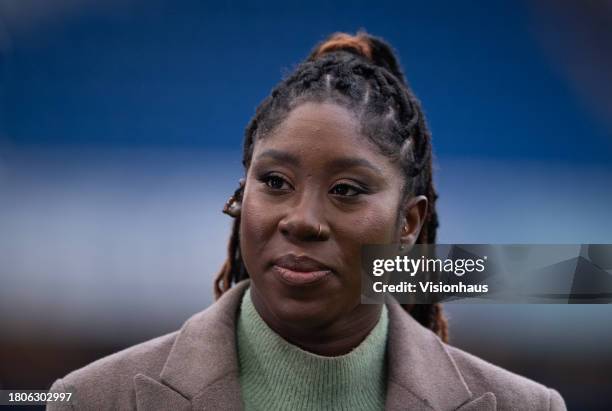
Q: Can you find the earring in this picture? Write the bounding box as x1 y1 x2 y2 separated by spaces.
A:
222 178 245 218
399 222 410 252
222 195 241 217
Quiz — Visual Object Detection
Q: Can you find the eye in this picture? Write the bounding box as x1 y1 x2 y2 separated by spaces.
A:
330 183 365 197
261 174 292 191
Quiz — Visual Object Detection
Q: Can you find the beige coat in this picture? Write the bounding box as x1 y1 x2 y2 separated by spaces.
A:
48 280 566 410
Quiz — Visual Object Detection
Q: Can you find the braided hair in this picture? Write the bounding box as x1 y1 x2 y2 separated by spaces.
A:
214 31 448 342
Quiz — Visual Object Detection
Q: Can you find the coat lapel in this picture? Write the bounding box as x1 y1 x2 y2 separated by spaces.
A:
385 303 496 411
134 281 250 410
134 374 190 411
456 393 497 411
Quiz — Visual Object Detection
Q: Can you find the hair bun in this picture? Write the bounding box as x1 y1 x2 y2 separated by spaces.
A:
309 31 407 85
311 32 373 61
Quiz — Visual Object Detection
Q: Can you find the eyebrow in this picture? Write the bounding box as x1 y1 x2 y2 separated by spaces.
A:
256 149 383 175
257 149 300 165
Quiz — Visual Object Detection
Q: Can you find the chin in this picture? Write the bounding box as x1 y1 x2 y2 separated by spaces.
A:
250 271 352 327
258 288 340 330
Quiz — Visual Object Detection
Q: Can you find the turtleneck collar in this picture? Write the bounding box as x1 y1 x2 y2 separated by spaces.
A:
236 287 389 410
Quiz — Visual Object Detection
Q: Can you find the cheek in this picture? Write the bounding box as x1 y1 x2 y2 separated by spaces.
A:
359 209 398 242
336 200 399 245
332 197 401 281
238 187 277 271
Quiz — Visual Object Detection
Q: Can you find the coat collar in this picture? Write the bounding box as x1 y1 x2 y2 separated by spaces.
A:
133 280 495 410
385 302 492 410
134 280 248 410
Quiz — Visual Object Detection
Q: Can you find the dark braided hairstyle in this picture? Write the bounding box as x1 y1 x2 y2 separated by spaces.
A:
214 31 448 342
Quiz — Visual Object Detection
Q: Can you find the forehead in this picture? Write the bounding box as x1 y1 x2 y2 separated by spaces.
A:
252 102 396 171
266 102 362 146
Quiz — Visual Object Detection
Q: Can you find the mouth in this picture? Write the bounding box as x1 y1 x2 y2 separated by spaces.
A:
272 254 333 286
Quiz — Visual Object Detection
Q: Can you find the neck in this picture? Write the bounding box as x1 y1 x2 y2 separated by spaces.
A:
250 287 382 356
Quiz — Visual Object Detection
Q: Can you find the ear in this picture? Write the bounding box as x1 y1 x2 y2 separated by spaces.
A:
400 195 428 246
222 178 246 218
223 198 241 217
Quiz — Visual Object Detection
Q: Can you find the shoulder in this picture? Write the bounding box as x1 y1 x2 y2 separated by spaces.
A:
47 282 250 410
444 343 566 410
48 331 179 410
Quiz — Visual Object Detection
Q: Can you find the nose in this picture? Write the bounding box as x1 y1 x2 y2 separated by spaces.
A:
278 190 329 242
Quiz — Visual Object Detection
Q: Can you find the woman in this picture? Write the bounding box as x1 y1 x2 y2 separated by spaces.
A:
49 32 566 411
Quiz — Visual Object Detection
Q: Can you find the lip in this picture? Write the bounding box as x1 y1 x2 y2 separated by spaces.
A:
272 254 332 286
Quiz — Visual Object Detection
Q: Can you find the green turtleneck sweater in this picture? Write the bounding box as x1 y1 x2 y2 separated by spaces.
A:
236 288 389 411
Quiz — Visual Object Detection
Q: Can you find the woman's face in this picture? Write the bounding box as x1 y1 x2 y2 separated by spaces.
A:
239 102 418 334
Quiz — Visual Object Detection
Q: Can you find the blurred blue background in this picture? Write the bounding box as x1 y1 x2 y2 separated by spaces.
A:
1 0 611 409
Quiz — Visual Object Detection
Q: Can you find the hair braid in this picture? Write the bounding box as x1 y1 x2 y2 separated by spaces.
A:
214 31 448 342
